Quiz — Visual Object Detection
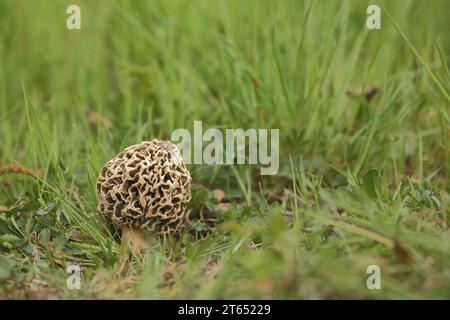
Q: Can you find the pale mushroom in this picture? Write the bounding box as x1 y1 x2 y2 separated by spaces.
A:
96 139 192 250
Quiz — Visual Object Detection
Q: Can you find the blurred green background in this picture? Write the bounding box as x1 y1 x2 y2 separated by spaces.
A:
0 0 449 299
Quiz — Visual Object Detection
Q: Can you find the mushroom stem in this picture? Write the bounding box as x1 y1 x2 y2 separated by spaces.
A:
121 227 150 252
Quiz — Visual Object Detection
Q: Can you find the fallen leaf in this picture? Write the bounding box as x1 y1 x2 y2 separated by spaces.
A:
88 111 113 130
217 203 231 212
394 241 413 264
213 189 225 202
346 85 379 101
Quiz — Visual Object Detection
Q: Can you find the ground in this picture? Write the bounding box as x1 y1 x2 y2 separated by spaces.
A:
0 0 449 299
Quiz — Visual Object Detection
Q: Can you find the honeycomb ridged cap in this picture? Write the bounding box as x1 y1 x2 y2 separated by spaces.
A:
96 139 192 235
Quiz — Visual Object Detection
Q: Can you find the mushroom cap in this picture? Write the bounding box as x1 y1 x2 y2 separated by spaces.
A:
96 139 192 236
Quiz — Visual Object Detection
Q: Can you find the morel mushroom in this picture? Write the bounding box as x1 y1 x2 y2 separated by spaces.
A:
96 139 191 250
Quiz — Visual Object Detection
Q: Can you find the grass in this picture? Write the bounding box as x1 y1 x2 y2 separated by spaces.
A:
0 0 449 299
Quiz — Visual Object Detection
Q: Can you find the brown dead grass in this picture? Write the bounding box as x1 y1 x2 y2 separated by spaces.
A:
0 165 42 180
